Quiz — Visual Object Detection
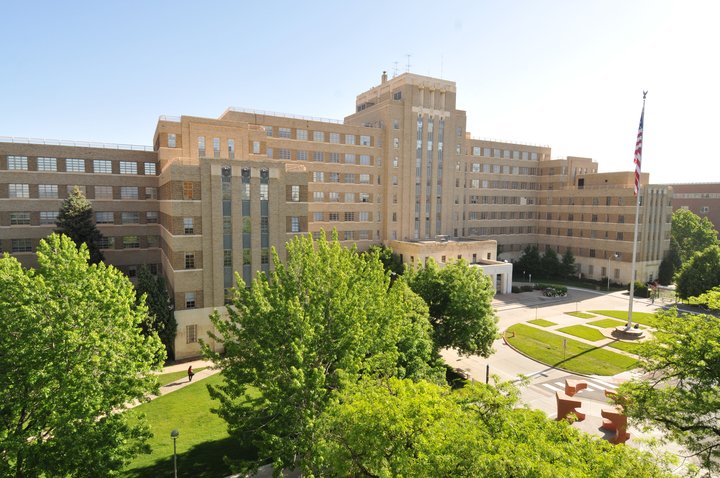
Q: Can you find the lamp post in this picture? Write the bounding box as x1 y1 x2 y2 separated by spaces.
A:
170 429 179 478
607 253 619 290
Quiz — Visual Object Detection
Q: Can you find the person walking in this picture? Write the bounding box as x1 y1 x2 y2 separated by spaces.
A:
188 365 195 382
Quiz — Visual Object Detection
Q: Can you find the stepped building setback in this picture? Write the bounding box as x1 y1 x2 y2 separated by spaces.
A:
0 71 672 359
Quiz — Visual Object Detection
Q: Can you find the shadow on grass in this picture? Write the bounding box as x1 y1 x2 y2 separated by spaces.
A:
550 339 637 371
123 437 256 478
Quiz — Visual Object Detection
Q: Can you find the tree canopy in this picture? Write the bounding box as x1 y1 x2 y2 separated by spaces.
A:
311 377 671 477
55 185 105 264
675 244 720 299
0 234 165 478
515 245 541 280
204 232 442 475
671 208 718 266
136 265 177 361
405 257 498 357
618 305 720 475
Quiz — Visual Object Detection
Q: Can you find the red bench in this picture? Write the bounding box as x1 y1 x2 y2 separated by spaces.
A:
555 391 585 422
600 406 630 444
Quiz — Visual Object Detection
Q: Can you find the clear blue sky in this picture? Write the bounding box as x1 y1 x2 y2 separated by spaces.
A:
2 0 717 184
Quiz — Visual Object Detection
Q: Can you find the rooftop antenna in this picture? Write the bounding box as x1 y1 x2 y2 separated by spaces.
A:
392 61 399 77
405 54 412 73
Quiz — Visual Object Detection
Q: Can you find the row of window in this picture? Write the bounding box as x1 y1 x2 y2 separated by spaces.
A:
4 235 159 253
470 147 541 161
262 149 375 165
466 179 538 190
265 128 372 146
311 172 372 184
468 163 538 175
311 211 372 222
8 184 157 200
311 191 371 202
6 156 156 175
309 230 374 241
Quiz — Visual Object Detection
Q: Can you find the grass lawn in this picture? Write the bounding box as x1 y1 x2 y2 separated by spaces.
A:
587 318 626 329
157 367 208 387
528 318 557 327
505 323 637 376
564 312 595 319
607 340 642 354
122 373 255 478
556 325 606 342
589 310 657 327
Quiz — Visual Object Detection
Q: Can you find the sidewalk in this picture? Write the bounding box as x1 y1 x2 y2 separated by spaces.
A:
126 359 219 409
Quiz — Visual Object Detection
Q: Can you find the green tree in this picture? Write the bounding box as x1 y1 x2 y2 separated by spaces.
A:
136 265 177 361
0 234 164 478
561 248 577 278
406 258 498 357
657 251 676 285
55 185 105 264
312 378 671 477
204 232 442 475
540 247 561 278
365 244 403 276
671 208 718 265
675 245 720 299
618 306 720 475
515 245 541 280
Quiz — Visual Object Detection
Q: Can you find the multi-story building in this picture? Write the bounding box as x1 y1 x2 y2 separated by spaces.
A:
667 183 720 235
0 71 672 359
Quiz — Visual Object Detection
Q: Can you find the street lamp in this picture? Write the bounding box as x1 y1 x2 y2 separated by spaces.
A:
170 429 179 478
607 253 619 290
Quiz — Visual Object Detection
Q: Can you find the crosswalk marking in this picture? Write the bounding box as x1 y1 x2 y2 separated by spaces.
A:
542 383 563 392
589 378 618 389
536 377 620 395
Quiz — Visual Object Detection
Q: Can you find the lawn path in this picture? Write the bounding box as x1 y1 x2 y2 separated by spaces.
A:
126 360 219 410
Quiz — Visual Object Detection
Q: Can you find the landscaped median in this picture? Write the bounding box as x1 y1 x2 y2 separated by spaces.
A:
504 323 638 376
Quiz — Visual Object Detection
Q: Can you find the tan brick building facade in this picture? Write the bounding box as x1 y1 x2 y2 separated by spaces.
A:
0 72 672 359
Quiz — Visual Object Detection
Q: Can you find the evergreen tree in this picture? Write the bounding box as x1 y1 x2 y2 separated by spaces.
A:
136 266 177 361
55 186 105 264
540 248 561 278
561 249 577 278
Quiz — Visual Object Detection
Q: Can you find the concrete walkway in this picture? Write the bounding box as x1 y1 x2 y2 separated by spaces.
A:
126 359 219 409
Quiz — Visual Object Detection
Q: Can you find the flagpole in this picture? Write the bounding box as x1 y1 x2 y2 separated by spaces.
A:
627 91 647 329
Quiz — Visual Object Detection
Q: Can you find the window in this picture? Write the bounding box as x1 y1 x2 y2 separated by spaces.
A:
95 185 113 199
344 212 355 222
120 186 139 199
359 154 371 166
11 239 33 253
329 172 340 183
344 153 356 164
313 131 324 142
186 295 197 313
8 184 29 198
10 212 31 225
279 148 291 159
261 248 269 264
185 252 195 269
313 151 323 162
144 162 156 175
330 132 340 143
168 133 176 148
393 91 402 100
345 134 355 145
265 126 273 137
313 212 323 221
313 171 324 182
183 182 195 200
344 231 353 240
94 160 112 173
329 192 340 202
121 212 140 224
266 148 272 158
344 192 355 202
184 217 194 234
297 129 308 140
95 212 114 224
313 191 325 201
198 136 206 156
291 185 300 202
98 236 115 249
277 127 291 138
66 158 85 172
146 211 159 223
38 184 58 198
213 137 220 158
182 319 202 343
329 152 340 163
123 236 140 249
701 206 710 213
290 216 300 232
119 161 137 174
253 141 260 154
342 173 353 183
393 137 399 148
297 150 307 161
360 135 371 146
359 174 370 184
359 192 369 203
8 156 28 170
145 187 157 200
223 250 232 267
359 211 369 222
37 157 57 171
260 184 269 200
329 212 339 221
40 211 58 224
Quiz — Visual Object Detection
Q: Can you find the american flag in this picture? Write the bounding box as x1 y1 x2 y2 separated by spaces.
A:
633 98 646 196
